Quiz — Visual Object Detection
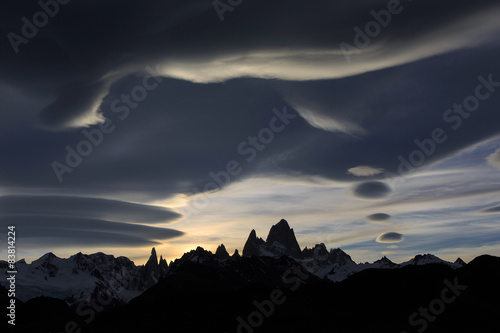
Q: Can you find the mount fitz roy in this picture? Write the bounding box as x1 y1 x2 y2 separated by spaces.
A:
1 219 465 307
241 219 464 281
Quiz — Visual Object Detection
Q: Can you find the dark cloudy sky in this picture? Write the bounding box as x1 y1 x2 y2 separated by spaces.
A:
1 0 500 264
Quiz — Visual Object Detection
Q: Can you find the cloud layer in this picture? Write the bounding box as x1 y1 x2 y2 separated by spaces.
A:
0 195 181 224
0 215 183 248
366 213 391 223
1 0 500 261
2 0 500 130
348 166 385 177
376 232 404 243
481 205 500 213
487 149 500 169
352 182 392 199
0 195 183 249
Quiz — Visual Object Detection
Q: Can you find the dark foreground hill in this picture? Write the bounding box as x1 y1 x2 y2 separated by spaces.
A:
2 220 499 332
0 219 464 307
6 254 500 333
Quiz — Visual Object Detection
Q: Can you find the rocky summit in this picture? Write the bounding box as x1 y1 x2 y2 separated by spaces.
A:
0 219 468 311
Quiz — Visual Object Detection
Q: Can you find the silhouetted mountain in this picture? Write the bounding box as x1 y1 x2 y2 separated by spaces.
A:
266 219 302 258
84 252 499 333
243 219 303 258
159 255 168 276
330 248 355 265
0 249 166 308
372 256 398 268
8 248 499 333
454 257 466 267
3 219 495 333
142 247 169 285
142 247 159 285
242 229 266 257
0 219 468 308
215 244 230 259
302 242 329 259
299 244 359 280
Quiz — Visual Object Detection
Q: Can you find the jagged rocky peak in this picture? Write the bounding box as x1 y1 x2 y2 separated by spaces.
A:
31 253 63 277
178 246 216 263
146 247 158 266
242 229 266 257
1 249 167 307
166 246 221 268
159 255 168 274
400 253 465 269
242 219 303 258
32 252 58 266
266 219 302 258
232 249 240 258
159 255 167 266
248 229 260 241
73 252 84 259
29 253 63 279
373 256 398 268
71 252 89 270
411 253 444 265
454 257 466 267
376 256 392 264
45 252 57 259
302 243 329 260
143 247 161 285
329 248 355 266
215 244 230 259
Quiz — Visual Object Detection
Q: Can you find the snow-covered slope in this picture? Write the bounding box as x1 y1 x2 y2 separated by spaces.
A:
242 219 302 258
0 219 469 307
400 253 463 268
241 220 467 283
0 248 167 307
317 253 466 282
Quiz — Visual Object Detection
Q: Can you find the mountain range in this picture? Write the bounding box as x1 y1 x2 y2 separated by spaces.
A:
0 219 464 307
1 219 499 332
0 248 168 309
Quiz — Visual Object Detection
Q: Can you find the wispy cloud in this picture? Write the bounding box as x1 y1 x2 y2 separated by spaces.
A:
348 166 385 177
376 232 404 243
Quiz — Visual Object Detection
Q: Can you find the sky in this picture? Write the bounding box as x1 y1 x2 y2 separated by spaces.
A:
1 0 500 265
